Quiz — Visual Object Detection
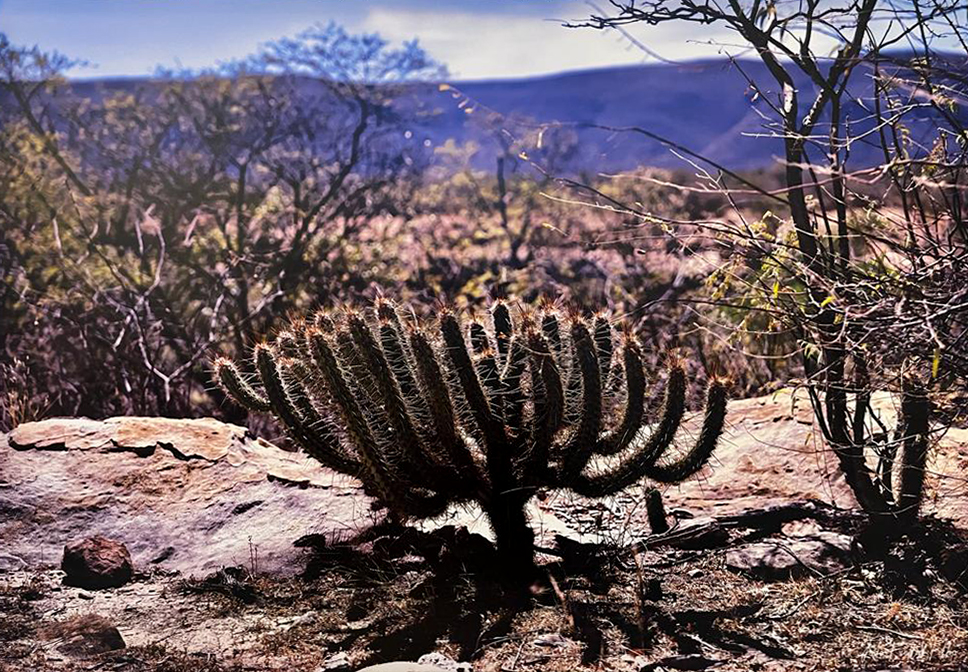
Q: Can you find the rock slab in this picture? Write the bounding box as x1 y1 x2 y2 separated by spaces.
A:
4 390 968 576
357 664 452 672
1 416 369 576
725 532 853 580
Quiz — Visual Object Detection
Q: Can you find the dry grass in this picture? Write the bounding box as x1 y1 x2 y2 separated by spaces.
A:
4 521 968 672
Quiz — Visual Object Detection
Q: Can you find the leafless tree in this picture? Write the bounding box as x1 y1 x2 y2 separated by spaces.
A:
563 0 968 523
0 25 443 420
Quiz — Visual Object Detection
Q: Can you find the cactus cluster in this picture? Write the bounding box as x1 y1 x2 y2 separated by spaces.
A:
214 299 728 578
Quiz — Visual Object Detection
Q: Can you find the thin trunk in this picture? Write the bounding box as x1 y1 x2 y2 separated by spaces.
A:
488 492 537 582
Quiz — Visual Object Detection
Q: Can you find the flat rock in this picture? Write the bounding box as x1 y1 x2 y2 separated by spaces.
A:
550 388 968 542
725 532 853 580
5 388 968 576
1 417 577 577
1 416 368 576
670 389 968 521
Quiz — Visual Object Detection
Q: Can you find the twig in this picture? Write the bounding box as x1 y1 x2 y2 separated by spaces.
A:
855 624 924 641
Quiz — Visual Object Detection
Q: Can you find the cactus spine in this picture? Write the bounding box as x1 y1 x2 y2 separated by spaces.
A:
214 299 729 579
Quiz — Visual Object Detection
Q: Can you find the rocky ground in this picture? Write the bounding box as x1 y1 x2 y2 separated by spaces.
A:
2 389 968 671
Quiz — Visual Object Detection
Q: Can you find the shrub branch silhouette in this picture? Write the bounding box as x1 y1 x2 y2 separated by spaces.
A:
822 367 932 524
215 300 728 578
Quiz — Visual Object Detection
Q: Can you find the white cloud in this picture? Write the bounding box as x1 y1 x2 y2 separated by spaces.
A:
361 7 735 80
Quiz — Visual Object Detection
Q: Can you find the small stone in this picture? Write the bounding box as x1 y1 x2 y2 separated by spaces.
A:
61 535 133 590
533 632 569 647
725 533 852 581
39 614 125 657
317 651 351 671
417 652 472 672
687 568 704 578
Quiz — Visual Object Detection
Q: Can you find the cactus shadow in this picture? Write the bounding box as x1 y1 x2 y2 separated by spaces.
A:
299 521 531 666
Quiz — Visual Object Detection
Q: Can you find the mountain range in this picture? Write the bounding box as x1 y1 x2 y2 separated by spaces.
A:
429 57 960 174
57 57 967 175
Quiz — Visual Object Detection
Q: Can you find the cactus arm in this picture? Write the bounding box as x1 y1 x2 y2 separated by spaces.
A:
214 357 271 412
519 330 563 483
409 328 485 493
541 310 564 359
440 313 508 449
306 330 406 515
314 310 336 333
347 314 453 487
331 326 422 484
277 354 363 475
560 320 604 482
571 362 688 497
476 349 506 418
595 340 646 456
469 321 491 354
312 328 447 518
492 301 513 365
409 329 461 451
253 344 364 477
275 330 303 358
561 315 585 425
501 334 528 434
378 317 440 454
644 377 728 483
467 320 507 418
274 327 351 458
378 320 421 403
593 313 614 388
376 298 410 341
440 312 514 501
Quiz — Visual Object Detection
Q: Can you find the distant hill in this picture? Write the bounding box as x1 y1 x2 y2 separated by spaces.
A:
428 58 958 173
50 57 968 175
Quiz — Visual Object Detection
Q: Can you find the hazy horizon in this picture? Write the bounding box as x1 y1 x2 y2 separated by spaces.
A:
0 0 746 80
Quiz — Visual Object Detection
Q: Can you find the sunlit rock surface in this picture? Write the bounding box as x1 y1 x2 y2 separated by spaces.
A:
2 390 967 576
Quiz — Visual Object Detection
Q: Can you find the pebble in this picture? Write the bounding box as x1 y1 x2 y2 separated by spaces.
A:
417 652 472 671
533 632 569 648
317 651 351 671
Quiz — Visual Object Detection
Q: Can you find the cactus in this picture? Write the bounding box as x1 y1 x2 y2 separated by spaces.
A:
214 300 728 579
644 488 670 534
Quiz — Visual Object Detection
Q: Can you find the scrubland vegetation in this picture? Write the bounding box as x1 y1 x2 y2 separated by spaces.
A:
2 1 968 670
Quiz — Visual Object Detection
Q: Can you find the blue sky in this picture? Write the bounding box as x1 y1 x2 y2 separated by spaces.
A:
0 0 737 80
